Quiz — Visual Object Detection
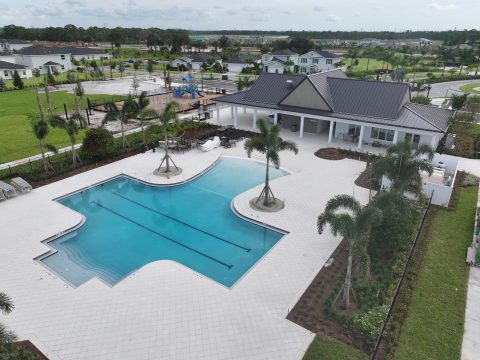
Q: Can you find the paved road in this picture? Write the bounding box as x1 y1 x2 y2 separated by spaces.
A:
429 79 480 98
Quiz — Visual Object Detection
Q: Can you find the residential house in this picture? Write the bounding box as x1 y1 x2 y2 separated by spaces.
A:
261 49 298 73
215 69 452 152
0 39 32 53
15 46 72 74
68 47 111 61
298 51 341 74
223 55 257 73
0 60 32 80
169 57 192 70
169 53 221 71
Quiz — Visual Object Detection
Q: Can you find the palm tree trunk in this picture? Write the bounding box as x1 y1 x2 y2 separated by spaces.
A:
263 157 271 206
141 121 146 145
459 63 464 76
442 62 446 79
44 85 53 116
342 250 353 310
475 62 479 76
365 58 370 72
121 122 126 150
165 135 170 172
39 139 48 174
71 143 76 167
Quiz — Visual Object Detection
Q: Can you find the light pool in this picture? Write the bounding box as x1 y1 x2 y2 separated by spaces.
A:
39 157 287 287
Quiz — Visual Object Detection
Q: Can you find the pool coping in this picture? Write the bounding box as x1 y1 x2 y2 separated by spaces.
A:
35 155 291 290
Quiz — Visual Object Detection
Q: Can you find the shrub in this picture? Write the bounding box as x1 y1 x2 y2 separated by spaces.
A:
81 128 117 161
411 95 431 105
349 305 389 341
12 70 24 89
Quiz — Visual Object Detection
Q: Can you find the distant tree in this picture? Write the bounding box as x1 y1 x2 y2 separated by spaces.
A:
133 60 141 72
109 60 117 80
46 68 55 85
289 36 315 54
12 70 24 89
118 62 125 78
131 76 140 96
451 93 469 110
49 113 84 167
146 60 154 78
32 68 41 84
102 95 139 150
219 35 231 50
66 71 76 84
411 95 431 105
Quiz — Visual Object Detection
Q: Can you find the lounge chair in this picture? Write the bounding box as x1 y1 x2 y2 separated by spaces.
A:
200 136 221 152
11 177 33 193
0 180 17 198
0 190 5 201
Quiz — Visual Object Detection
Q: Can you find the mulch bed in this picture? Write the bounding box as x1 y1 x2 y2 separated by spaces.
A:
16 340 49 360
314 148 378 163
286 238 371 354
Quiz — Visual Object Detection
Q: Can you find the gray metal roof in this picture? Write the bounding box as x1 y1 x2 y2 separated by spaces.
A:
216 70 453 133
0 60 27 70
327 77 409 119
68 47 106 56
271 49 298 56
316 51 340 59
225 55 257 64
18 46 70 55
243 73 304 105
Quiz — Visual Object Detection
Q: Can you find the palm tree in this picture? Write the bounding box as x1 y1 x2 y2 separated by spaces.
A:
318 195 382 310
136 91 152 145
102 95 139 150
363 46 376 72
244 119 298 207
435 46 452 79
49 113 84 167
0 292 16 345
109 60 117 80
155 101 181 174
372 140 434 195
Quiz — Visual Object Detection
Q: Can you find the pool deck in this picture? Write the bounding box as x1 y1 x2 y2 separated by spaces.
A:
0 110 371 360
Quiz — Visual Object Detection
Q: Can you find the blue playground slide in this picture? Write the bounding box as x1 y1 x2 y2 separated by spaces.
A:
196 91 205 97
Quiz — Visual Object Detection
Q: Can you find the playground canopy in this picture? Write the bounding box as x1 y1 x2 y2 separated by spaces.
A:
182 76 192 82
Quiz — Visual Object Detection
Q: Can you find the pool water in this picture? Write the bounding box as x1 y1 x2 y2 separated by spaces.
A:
39 157 287 287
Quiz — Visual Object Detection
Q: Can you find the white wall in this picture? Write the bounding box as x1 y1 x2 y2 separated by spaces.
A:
298 52 342 73
225 63 244 73
15 53 72 73
0 68 32 80
264 62 285 73
0 55 15 64
72 54 111 61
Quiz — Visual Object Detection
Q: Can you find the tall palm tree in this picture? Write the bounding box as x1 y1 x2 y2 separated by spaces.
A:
318 195 382 310
49 113 84 167
435 46 452 79
102 95 139 150
372 140 434 195
155 101 181 173
244 119 298 207
0 292 16 345
136 91 152 145
363 46 376 72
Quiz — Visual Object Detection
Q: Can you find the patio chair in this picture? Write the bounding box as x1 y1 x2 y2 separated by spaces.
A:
200 136 221 152
0 180 17 198
11 177 33 193
0 190 5 201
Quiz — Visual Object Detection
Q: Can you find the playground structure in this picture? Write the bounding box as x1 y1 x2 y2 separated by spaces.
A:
173 76 205 100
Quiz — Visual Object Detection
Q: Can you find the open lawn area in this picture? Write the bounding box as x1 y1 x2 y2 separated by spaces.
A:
0 89 123 163
393 185 477 360
303 336 368 360
3 71 101 89
460 83 480 94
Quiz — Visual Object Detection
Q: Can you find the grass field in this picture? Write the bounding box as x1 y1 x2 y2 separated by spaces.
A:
393 186 476 360
459 83 480 94
0 89 122 163
5 71 122 89
303 336 368 360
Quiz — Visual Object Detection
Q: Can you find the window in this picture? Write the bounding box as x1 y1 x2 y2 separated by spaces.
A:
301 58 307 63
326 59 333 65
405 133 420 144
22 71 26 75
300 67 307 73
61 55 65 60
3 71 7 76
313 58 319 64
371 127 394 141
61 65 65 70
348 125 361 136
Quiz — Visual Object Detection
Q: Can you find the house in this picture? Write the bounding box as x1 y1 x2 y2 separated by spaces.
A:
0 60 32 80
169 53 221 71
0 39 32 53
169 57 192 70
215 69 453 152
298 51 342 74
357 38 383 46
68 47 111 61
261 49 298 73
223 55 257 73
15 46 72 74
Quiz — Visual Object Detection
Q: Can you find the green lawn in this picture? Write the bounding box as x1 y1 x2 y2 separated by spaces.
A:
459 83 480 94
0 89 122 163
303 336 368 360
393 186 476 360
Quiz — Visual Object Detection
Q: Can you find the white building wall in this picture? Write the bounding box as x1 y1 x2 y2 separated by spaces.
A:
225 63 244 73
72 53 111 61
15 54 72 73
0 68 32 80
9 43 32 52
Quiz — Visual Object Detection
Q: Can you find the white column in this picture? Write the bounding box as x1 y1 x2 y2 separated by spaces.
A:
273 112 278 125
253 109 257 130
243 107 247 120
328 120 334 143
233 106 238 127
299 115 304 138
230 107 234 118
216 104 220 124
430 135 437 149
393 129 399 144
358 125 364 149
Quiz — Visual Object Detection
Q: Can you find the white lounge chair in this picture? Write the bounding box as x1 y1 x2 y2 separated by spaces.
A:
200 136 221 152
11 177 33 193
0 180 17 198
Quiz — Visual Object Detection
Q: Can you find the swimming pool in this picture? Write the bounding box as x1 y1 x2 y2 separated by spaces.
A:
38 157 287 287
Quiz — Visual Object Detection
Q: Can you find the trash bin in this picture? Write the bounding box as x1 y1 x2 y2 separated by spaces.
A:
140 143 146 153
291 123 298 132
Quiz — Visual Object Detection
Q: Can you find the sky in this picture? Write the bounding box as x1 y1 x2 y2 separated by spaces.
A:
0 0 478 31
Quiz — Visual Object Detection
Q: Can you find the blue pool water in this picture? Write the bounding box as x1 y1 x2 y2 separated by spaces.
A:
39 157 287 287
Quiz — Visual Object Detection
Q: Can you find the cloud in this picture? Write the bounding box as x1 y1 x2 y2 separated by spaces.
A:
66 0 82 6
427 3 457 11
327 14 340 22
313 5 324 12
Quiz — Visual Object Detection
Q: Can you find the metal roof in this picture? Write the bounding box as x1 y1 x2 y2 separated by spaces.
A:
0 60 27 70
271 49 298 56
243 73 304 105
18 46 70 55
215 70 453 133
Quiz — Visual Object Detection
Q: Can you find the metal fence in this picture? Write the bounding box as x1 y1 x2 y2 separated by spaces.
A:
370 193 433 359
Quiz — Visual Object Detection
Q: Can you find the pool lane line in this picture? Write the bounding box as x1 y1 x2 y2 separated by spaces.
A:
91 201 233 270
109 191 252 252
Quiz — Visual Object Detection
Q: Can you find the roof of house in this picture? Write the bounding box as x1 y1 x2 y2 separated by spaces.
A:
216 70 453 133
271 49 298 56
190 53 212 63
18 46 70 55
0 39 31 45
224 55 257 64
43 61 61 66
0 60 27 70
317 50 340 59
67 47 106 56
